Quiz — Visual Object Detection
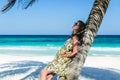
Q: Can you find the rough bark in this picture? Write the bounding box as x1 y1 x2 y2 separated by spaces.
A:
58 0 110 80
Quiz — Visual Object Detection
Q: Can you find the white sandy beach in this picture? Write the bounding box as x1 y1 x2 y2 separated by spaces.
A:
0 54 120 80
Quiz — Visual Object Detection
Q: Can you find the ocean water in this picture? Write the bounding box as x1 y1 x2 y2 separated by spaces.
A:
0 35 120 56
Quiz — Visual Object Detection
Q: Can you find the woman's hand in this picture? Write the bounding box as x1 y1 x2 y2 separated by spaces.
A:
61 53 75 58
61 53 70 58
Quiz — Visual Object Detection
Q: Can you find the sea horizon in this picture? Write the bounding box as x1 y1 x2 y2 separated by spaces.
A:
0 34 120 36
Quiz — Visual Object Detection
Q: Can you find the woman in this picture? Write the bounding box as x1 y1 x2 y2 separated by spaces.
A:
40 20 85 80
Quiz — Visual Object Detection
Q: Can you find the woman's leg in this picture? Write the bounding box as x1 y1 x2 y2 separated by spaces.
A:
40 69 53 80
40 69 48 80
47 74 54 80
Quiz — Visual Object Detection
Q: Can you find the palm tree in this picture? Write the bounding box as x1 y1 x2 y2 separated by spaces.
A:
1 0 110 80
58 0 110 80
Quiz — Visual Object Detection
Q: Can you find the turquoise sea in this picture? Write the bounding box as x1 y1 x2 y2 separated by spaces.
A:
0 35 120 56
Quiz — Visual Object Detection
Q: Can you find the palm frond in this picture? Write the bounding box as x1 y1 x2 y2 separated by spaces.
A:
1 0 37 12
2 0 16 12
24 0 36 9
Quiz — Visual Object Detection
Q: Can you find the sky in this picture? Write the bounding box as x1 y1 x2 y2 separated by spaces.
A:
0 0 120 35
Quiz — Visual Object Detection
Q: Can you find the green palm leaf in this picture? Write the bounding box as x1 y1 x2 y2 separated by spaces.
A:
1 0 37 12
23 0 36 9
2 0 16 12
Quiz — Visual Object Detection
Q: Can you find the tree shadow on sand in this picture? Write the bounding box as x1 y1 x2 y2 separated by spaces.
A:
0 61 120 80
0 61 57 80
80 67 120 80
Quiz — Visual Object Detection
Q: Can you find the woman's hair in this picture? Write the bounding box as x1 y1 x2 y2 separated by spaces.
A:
70 20 86 45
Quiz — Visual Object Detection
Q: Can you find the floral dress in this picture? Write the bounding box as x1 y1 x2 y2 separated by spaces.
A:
45 38 73 76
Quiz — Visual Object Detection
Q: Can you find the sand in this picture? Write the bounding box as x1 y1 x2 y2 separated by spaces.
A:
0 54 120 80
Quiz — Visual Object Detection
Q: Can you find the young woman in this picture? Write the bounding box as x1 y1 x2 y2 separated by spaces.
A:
40 20 85 80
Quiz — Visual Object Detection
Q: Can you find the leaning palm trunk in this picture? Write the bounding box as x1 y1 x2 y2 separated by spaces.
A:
58 0 110 80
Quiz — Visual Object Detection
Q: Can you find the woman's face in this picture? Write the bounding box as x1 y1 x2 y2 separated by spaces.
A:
72 22 80 31
72 25 79 30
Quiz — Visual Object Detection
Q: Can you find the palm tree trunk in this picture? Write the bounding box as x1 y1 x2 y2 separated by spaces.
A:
58 0 110 80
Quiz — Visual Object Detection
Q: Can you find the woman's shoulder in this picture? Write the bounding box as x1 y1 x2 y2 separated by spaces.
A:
71 36 78 41
71 36 79 45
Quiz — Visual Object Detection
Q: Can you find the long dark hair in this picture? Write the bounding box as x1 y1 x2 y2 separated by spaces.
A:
70 20 86 45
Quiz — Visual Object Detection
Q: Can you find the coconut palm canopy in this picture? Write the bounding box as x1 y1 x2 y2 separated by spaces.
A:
1 0 37 12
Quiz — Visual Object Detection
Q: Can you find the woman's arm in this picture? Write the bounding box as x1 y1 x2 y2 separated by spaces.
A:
61 36 79 58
